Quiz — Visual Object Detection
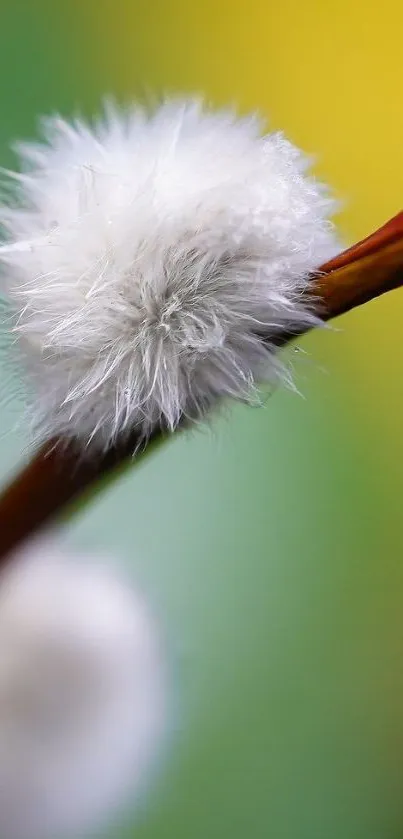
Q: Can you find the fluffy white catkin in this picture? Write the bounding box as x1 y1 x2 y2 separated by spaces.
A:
0 99 339 449
0 537 166 839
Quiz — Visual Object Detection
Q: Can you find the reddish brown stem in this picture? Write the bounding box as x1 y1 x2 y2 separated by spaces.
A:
321 211 403 273
1 211 403 561
317 212 403 318
0 441 139 559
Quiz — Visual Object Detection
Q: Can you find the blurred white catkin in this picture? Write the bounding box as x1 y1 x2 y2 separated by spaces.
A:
0 536 167 839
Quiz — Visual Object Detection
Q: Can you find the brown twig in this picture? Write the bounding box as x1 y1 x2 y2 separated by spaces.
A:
0 211 403 561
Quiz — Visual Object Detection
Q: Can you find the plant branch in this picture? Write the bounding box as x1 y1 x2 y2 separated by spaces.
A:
0 211 402 562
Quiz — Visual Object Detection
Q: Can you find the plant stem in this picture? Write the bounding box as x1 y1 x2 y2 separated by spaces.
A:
0 211 402 561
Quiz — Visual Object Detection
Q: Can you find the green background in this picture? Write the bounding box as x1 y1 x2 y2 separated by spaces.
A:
1 2 403 837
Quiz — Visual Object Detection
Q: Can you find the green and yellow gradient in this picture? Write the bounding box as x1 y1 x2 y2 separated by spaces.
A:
1 2 403 837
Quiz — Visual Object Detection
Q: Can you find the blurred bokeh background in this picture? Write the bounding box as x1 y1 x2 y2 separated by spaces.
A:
1 1 403 837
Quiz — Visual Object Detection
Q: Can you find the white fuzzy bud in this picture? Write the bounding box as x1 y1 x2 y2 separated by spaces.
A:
0 537 166 839
0 99 339 449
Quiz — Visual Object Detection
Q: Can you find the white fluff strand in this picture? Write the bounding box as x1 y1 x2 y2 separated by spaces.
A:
0 537 167 839
0 98 339 449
